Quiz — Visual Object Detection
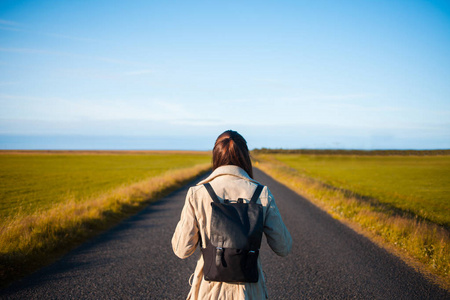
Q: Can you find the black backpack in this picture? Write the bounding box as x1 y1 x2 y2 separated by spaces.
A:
201 182 264 283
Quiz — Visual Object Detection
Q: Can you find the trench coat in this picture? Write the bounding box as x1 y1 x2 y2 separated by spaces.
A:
172 165 292 299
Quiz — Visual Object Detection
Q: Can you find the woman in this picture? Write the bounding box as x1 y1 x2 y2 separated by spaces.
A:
172 130 292 299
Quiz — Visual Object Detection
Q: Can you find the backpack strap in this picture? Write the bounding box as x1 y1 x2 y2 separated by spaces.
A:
250 184 264 204
204 182 264 204
203 183 221 204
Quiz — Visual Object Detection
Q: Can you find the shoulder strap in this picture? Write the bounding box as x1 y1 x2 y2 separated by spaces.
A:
250 184 264 204
204 182 264 204
203 183 221 204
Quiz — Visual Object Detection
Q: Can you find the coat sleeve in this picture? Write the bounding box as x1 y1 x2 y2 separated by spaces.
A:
171 187 199 259
263 188 292 257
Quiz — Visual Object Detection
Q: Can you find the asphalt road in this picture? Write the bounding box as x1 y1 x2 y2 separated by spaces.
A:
1 168 449 299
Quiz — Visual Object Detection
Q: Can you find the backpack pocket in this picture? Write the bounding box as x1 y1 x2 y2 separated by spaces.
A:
202 243 259 283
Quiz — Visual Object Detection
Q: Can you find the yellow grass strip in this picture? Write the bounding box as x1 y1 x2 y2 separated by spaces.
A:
0 163 210 287
254 159 450 290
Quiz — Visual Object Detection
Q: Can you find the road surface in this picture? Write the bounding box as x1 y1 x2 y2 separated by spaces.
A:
1 168 448 299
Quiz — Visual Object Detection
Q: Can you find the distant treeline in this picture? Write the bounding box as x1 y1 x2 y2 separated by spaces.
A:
252 148 450 156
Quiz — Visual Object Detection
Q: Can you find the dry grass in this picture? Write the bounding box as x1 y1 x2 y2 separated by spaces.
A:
254 158 450 290
0 163 210 287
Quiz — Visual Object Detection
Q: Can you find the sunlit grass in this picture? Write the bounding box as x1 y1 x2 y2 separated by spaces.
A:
254 154 450 288
274 154 450 227
0 151 211 287
0 151 210 218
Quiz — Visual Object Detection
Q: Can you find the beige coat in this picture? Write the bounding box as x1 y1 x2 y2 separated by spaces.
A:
172 165 292 300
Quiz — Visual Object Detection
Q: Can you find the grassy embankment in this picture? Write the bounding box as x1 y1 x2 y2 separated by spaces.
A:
0 151 211 287
253 151 450 288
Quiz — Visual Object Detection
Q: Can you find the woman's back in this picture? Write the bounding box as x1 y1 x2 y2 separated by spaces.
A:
172 130 292 299
172 165 292 299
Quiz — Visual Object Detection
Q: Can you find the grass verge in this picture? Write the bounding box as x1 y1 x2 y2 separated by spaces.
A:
0 151 211 218
254 157 450 290
0 163 210 288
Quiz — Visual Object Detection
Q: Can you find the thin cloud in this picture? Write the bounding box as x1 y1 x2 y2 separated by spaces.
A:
0 25 22 32
0 47 139 66
0 81 19 86
0 47 68 55
0 94 195 123
94 56 139 66
0 19 144 68
0 18 102 42
36 31 102 42
0 19 23 33
312 94 372 100
171 119 228 126
0 19 24 33
124 70 153 76
0 94 73 108
0 19 21 26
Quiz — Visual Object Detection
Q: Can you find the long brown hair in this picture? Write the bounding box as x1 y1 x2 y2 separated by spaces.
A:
212 130 253 178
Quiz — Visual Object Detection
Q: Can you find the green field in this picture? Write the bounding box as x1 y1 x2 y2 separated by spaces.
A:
0 150 211 287
271 154 450 227
0 151 211 219
255 153 450 284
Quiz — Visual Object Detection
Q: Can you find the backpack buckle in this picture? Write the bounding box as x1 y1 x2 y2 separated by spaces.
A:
215 247 224 267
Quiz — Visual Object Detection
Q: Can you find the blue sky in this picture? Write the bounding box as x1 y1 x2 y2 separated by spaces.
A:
1 0 449 150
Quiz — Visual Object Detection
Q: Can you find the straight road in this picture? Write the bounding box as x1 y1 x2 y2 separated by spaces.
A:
1 168 448 299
